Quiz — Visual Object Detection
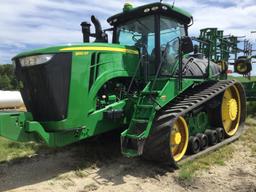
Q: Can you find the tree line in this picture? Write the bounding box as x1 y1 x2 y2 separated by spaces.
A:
0 64 21 90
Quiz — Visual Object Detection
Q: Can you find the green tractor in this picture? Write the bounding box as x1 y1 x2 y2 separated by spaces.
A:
0 2 247 167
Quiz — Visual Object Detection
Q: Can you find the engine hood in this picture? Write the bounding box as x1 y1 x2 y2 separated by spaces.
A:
12 43 139 60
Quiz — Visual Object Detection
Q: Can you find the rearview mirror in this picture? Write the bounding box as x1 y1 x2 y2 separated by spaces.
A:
181 36 193 54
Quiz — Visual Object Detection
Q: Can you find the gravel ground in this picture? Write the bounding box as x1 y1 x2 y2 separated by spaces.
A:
0 126 255 192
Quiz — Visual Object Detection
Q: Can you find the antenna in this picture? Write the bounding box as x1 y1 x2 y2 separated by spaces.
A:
172 0 176 8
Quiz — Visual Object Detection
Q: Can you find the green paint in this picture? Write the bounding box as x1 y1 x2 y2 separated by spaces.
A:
198 28 239 64
188 112 210 136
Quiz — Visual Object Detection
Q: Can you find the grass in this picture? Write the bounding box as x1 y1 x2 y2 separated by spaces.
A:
177 116 256 183
62 178 76 189
177 145 234 183
74 168 90 178
228 75 256 82
241 117 256 155
0 137 41 162
247 101 256 116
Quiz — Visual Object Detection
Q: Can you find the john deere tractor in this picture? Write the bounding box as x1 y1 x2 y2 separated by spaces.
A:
0 2 247 167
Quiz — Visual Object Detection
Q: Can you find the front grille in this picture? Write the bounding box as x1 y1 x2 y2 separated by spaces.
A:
15 53 72 122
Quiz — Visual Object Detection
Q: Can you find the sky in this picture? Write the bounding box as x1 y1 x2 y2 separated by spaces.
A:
0 0 255 73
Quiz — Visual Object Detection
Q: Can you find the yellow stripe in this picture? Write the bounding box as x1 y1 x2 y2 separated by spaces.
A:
60 47 139 55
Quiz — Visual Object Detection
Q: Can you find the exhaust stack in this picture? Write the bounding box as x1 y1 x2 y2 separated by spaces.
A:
80 15 108 43
81 21 91 43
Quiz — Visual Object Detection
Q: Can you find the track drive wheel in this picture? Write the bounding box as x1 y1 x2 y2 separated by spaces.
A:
171 116 189 161
221 85 241 137
143 116 189 165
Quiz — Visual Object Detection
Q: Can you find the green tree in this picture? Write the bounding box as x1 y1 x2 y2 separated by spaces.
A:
0 64 20 90
0 74 12 90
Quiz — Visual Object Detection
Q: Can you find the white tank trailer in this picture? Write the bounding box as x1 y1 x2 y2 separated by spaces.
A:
0 91 24 109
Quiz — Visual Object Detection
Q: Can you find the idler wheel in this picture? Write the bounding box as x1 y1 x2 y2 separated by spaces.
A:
188 136 201 154
196 133 208 150
205 129 218 146
216 127 225 142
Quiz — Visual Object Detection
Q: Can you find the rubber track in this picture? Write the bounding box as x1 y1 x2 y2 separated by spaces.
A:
143 80 246 168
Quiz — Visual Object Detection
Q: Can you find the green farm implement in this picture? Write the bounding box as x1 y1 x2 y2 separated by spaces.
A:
198 28 256 102
0 2 251 167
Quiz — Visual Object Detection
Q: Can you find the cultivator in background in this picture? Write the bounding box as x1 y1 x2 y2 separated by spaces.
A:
197 28 256 101
0 2 252 168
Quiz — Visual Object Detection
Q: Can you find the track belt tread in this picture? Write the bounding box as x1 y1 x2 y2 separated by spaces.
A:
143 80 245 167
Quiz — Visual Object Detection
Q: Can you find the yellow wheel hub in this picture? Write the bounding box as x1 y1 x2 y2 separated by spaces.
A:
221 85 241 137
228 99 238 121
172 132 182 145
170 116 189 162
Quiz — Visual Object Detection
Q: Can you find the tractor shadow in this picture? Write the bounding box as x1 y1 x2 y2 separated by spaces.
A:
0 130 173 191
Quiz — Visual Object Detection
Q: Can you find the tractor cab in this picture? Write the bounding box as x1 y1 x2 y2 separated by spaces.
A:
81 2 219 81
107 2 193 79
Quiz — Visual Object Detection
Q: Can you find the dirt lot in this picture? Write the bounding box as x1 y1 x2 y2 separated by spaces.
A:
0 122 256 192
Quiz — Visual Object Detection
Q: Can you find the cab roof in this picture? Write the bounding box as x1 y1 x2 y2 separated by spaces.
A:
107 2 193 26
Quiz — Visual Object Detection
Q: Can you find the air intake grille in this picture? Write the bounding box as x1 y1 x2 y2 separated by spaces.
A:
15 53 72 122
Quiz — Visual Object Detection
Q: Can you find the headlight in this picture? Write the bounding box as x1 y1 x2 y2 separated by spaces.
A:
19 54 55 67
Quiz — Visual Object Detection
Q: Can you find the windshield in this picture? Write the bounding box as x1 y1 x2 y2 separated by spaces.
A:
115 15 185 76
116 15 155 55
